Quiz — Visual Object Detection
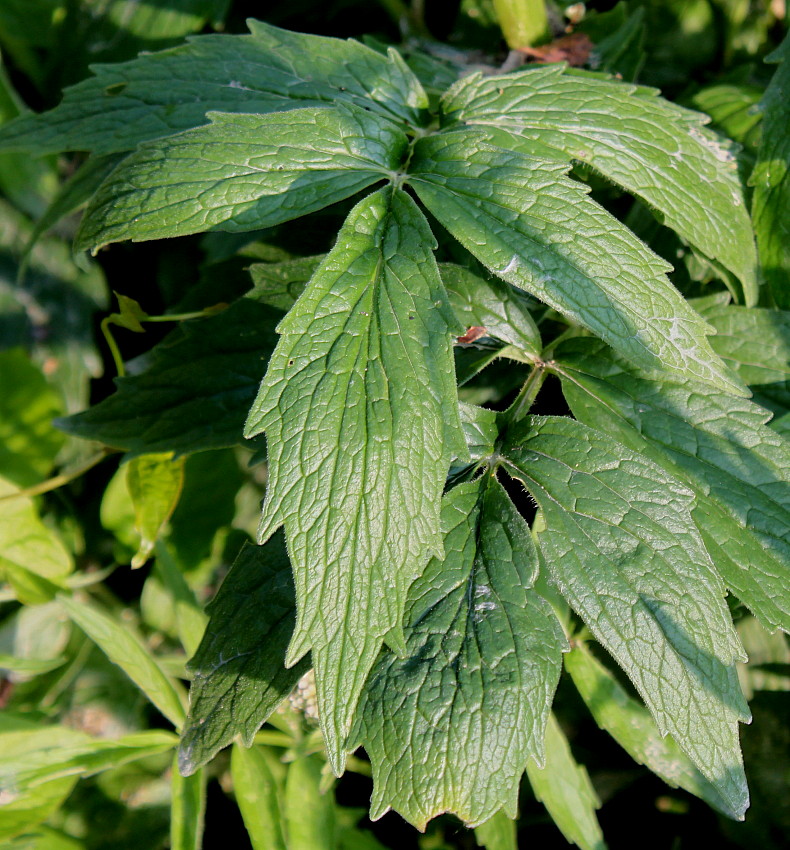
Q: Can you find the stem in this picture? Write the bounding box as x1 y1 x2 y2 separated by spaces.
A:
0 450 113 503
493 0 550 49
101 315 126 377
504 362 547 425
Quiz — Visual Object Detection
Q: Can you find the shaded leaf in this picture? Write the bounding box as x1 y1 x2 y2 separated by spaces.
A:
473 809 517 850
353 477 566 829
0 20 427 156
77 105 407 252
750 34 790 308
442 64 757 300
283 755 336 850
244 187 465 770
503 415 749 817
170 757 206 850
565 642 738 817
178 537 308 776
553 338 790 634
58 299 281 458
409 130 745 395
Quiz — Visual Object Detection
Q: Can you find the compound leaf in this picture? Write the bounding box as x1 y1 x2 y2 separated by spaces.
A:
0 20 426 156
750 34 790 308
178 536 308 776
353 477 566 829
77 105 407 251
442 65 756 301
408 130 745 395
244 187 466 772
57 299 282 458
554 338 790 635
503 416 750 817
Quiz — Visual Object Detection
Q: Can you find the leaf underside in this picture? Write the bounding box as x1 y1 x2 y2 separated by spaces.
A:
244 186 466 771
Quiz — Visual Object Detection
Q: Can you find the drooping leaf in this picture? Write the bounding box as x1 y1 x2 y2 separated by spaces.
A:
0 20 427 156
170 757 206 850
439 263 541 358
441 65 757 301
408 130 745 395
524 713 605 850
750 34 790 308
553 338 790 634
76 105 408 252
0 349 65 488
353 478 566 829
503 415 750 817
178 537 309 776
564 642 740 818
244 187 466 771
59 595 187 727
57 299 281 458
0 476 73 604
231 743 287 850
126 453 185 569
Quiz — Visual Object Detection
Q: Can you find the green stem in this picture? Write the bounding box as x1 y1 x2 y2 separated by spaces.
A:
101 315 126 377
493 0 550 48
0 450 114 503
503 362 547 426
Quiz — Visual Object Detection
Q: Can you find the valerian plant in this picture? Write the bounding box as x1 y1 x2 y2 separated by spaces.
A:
0 9 788 849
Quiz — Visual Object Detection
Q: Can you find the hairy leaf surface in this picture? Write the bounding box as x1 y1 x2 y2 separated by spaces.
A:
409 130 744 395
353 478 566 829
750 34 790 308
442 65 756 300
58 299 281 458
0 20 426 156
503 416 749 816
179 537 307 776
554 338 790 634
77 106 406 251
244 187 466 771
565 643 739 818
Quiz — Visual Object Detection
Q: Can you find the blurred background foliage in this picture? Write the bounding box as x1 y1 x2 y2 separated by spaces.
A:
0 1 787 848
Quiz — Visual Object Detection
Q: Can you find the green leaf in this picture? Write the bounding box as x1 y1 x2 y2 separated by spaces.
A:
564 642 740 818
155 545 207 657
58 299 281 458
170 757 206 850
503 415 750 817
456 401 499 467
750 34 790 308
442 65 757 301
0 476 72 604
0 726 176 791
688 81 763 167
439 263 541 358
525 714 605 850
353 477 566 829
283 754 335 850
473 809 517 850
0 20 427 156
553 338 790 634
695 302 790 419
178 537 309 776
244 187 466 771
248 255 325 312
231 743 287 850
0 349 65 488
77 105 407 252
126 453 185 569
58 594 186 727
408 130 745 395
